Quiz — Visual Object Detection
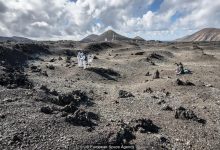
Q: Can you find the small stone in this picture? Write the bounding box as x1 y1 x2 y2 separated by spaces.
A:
152 95 159 99
205 84 213 87
153 70 160 79
61 112 68 117
50 58 56 62
216 101 220 105
40 106 53 114
144 87 153 93
0 114 6 119
66 64 71 67
41 71 48 77
3 98 13 103
165 92 170 96
161 105 173 111
186 141 191 146
86 127 95 132
58 56 63 60
202 106 207 109
157 100 166 105
159 135 168 143
145 72 150 76
47 65 55 70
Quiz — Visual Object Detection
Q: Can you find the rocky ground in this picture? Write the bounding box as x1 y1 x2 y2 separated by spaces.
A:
0 41 220 149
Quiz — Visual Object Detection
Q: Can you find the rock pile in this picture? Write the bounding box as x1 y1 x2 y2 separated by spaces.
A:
38 88 98 127
109 118 160 145
0 68 33 89
65 109 98 127
175 107 206 124
176 79 195 86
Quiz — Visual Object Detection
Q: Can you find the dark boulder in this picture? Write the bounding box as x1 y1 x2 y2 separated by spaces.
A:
65 109 97 127
119 90 134 98
175 107 206 124
148 53 164 60
40 106 53 114
130 118 160 133
57 90 91 106
176 79 195 86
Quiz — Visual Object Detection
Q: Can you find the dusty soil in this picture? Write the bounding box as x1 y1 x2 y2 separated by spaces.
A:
0 41 220 150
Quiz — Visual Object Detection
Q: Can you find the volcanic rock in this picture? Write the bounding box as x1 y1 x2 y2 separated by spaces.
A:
161 105 173 111
114 124 136 145
0 69 33 89
65 109 97 127
176 79 195 86
46 65 55 70
40 106 53 114
153 70 160 79
175 107 206 124
134 52 145 55
130 118 160 133
30 65 41 72
118 90 134 98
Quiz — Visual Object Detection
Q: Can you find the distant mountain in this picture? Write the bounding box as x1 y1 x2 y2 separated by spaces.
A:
81 30 132 42
0 36 33 42
96 30 131 41
133 36 146 41
176 28 220 42
81 34 99 42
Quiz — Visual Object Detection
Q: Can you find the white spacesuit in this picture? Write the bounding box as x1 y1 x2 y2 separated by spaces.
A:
81 53 87 69
87 54 94 66
77 51 83 67
77 51 94 69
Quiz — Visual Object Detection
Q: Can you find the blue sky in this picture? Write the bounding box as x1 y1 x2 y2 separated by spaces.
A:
0 0 220 41
149 0 163 12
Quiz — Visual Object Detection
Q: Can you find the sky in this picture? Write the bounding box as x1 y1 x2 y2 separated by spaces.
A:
0 0 220 41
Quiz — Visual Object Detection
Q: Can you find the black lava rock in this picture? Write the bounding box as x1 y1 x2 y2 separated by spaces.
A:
119 90 134 98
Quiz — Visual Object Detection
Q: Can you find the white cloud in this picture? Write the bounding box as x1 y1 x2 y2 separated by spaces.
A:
0 0 219 40
31 22 49 28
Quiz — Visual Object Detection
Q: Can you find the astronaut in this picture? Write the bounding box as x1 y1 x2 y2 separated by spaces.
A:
77 51 83 67
87 54 94 66
81 52 87 69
